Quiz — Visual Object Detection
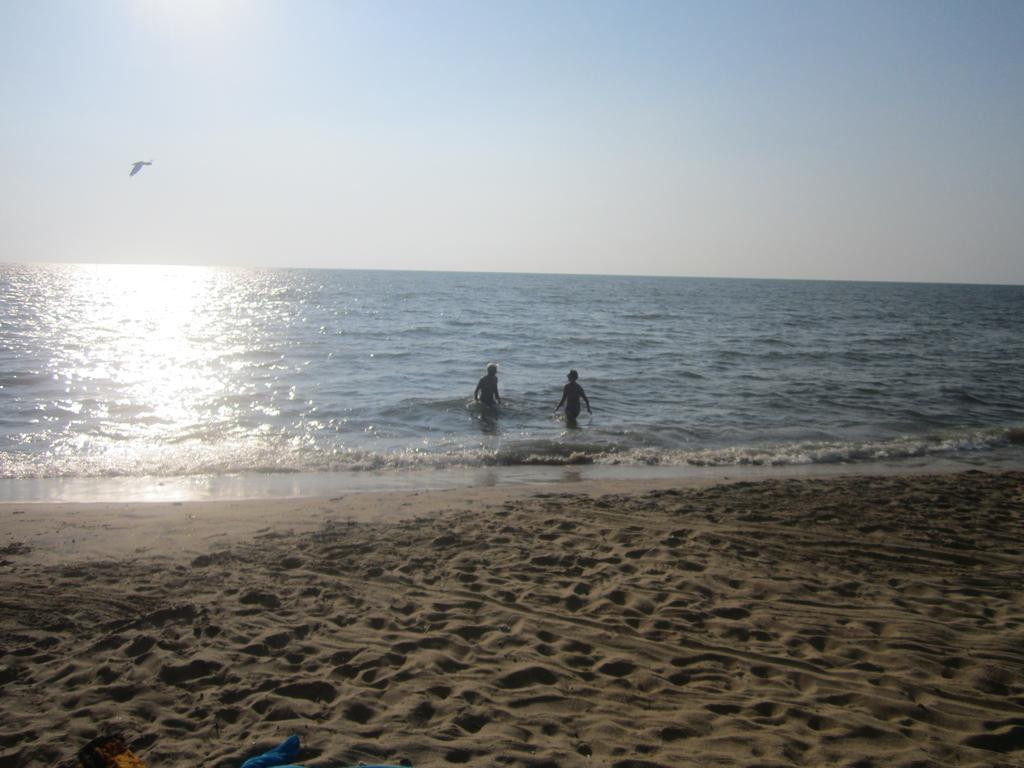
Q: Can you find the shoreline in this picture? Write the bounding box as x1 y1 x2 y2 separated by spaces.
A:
2 448 1022 504
3 460 1023 570
2 469 1023 766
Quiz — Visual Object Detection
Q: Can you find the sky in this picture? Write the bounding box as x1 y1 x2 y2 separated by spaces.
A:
1 0 1022 284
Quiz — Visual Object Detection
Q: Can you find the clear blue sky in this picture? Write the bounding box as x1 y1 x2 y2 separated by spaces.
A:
2 0 1022 283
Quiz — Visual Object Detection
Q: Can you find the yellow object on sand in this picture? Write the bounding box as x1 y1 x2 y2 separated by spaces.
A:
66 735 146 768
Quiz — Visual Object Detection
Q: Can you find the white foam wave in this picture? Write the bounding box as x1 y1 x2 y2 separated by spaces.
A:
595 429 1017 467
0 427 1018 479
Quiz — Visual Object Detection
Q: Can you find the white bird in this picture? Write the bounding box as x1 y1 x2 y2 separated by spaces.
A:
129 160 153 177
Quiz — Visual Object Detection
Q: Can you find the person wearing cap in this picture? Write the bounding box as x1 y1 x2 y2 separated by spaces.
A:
555 369 591 425
474 363 501 412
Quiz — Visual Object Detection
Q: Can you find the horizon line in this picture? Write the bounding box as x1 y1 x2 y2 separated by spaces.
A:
1 258 1022 289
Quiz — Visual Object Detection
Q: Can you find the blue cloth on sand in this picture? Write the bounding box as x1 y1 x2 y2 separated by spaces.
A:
241 735 301 768
241 735 409 768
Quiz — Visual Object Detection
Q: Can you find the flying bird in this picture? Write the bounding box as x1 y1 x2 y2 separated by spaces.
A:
129 160 153 177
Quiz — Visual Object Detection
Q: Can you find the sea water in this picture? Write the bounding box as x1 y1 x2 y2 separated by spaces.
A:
1 264 1022 499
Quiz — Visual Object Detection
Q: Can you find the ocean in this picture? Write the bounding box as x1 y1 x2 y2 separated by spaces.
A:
1 263 1022 499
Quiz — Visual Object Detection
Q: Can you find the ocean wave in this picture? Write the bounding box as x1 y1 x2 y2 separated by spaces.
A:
612 429 1019 468
943 388 990 406
0 371 61 390
0 427 1019 480
377 396 472 418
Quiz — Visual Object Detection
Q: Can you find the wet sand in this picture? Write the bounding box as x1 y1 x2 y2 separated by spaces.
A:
2 470 1023 767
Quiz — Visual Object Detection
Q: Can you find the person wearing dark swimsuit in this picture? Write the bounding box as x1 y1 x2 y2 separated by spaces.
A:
555 369 591 426
475 363 501 412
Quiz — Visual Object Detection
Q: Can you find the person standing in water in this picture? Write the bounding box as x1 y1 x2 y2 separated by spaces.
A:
475 363 501 411
555 369 591 425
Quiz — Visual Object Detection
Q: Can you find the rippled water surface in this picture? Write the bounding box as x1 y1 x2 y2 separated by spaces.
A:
1 264 1022 484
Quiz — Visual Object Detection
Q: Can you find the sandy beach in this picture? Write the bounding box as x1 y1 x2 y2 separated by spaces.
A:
1 470 1022 767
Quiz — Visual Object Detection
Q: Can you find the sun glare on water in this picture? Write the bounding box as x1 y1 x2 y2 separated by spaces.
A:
64 264 226 430
6 263 295 480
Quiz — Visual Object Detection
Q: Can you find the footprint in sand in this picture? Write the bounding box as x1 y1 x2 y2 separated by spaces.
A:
496 665 559 689
158 659 222 685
